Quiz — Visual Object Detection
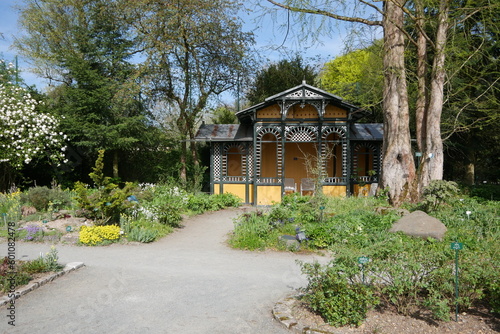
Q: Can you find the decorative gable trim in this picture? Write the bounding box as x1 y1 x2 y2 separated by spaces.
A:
285 88 323 98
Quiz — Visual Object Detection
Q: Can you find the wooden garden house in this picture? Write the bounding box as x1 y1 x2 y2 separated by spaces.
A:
195 82 383 205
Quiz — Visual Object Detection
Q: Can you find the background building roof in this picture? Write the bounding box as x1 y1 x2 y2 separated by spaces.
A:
350 123 383 141
194 124 253 142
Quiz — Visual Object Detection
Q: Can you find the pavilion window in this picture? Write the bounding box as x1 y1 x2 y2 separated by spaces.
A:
226 147 243 176
260 133 278 178
325 133 343 178
353 144 376 180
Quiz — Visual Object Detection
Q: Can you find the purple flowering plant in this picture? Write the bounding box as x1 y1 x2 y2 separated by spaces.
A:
18 224 43 241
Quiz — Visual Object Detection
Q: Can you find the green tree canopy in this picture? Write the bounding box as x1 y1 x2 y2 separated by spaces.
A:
14 0 150 180
245 54 318 106
210 105 238 124
318 41 383 122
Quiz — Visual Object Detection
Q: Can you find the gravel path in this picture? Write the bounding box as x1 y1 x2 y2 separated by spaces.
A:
0 207 329 334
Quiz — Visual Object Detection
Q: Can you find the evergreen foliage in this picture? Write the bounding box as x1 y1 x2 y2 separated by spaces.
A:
245 54 318 106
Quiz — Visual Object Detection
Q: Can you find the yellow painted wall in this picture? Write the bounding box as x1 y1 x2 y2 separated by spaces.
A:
257 104 280 118
256 186 281 206
287 104 319 119
322 186 347 197
261 141 278 177
213 184 220 195
223 184 246 202
353 184 370 197
248 185 254 204
324 105 347 118
284 142 316 192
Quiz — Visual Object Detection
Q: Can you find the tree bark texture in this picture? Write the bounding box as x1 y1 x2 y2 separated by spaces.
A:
113 151 119 179
465 149 475 186
418 0 449 194
380 0 417 206
415 0 427 153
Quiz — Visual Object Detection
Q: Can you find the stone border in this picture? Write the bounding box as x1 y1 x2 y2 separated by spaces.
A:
0 262 85 307
273 295 333 334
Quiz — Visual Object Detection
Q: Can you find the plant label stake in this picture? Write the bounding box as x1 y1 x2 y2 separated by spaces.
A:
358 256 370 285
319 206 325 223
451 241 463 322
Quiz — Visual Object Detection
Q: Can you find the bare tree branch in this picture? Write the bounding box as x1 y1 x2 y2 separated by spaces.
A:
267 0 382 26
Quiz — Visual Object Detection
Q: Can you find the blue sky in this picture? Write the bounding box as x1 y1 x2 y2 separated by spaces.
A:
0 0 363 92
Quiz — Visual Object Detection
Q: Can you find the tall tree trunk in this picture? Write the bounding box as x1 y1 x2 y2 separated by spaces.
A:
180 139 187 185
415 0 427 153
465 149 475 186
380 0 417 206
112 151 119 179
418 0 449 192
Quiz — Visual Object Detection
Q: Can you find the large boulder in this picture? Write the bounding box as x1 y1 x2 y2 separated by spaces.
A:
389 210 447 241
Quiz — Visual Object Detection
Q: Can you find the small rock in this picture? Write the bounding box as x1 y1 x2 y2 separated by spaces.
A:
279 235 300 251
389 210 447 240
21 206 37 217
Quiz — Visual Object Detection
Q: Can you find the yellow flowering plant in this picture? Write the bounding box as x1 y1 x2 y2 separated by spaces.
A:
79 225 121 246
0 190 22 222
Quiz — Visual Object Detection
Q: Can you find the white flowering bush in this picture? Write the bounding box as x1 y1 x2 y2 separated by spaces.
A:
139 184 188 227
0 83 67 168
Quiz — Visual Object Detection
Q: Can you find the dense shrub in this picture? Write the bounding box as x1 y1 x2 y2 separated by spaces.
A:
464 184 500 201
20 186 50 211
229 212 272 250
21 186 73 212
299 260 378 327
187 192 241 214
419 180 460 212
136 184 187 227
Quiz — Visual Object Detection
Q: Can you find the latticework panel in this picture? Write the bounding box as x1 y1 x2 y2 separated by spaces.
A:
247 144 254 177
321 126 347 140
285 126 318 142
213 143 221 182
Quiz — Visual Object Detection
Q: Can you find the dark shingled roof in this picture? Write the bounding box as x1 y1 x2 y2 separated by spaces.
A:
350 123 383 141
194 124 253 141
194 123 383 142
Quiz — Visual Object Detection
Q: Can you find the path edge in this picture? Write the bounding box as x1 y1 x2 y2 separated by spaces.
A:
273 294 334 334
0 262 85 307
